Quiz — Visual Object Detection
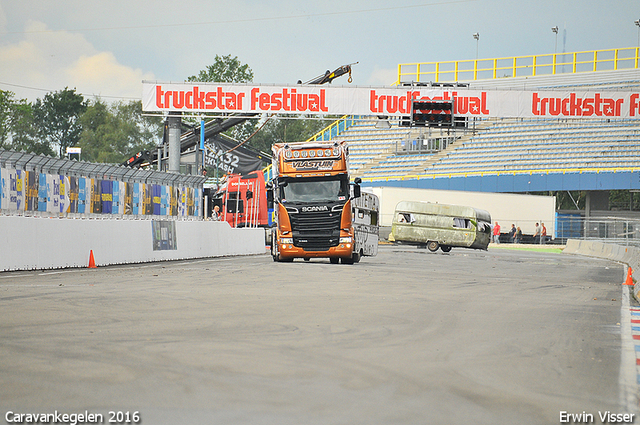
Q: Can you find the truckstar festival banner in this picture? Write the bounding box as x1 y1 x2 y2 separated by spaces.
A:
142 81 640 119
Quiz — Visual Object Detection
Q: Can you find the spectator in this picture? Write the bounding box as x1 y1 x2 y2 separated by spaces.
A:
508 224 516 243
515 227 523 244
212 205 221 221
492 221 501 244
541 222 547 244
533 222 541 244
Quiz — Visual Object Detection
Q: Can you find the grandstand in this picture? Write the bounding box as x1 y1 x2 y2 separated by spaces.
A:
308 47 640 198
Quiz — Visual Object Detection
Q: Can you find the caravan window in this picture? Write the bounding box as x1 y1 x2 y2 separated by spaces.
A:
398 213 415 223
453 218 471 228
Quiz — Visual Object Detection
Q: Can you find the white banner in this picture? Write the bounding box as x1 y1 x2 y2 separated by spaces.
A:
142 81 640 119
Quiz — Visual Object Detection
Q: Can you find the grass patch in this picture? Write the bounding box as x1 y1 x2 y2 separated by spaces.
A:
489 244 564 254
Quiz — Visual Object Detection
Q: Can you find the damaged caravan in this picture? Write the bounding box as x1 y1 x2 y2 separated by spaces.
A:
389 201 491 252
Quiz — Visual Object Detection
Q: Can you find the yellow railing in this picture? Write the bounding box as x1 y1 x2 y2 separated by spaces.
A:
396 47 640 84
306 115 357 142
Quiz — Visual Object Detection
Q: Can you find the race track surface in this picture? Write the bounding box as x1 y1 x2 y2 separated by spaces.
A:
0 245 633 425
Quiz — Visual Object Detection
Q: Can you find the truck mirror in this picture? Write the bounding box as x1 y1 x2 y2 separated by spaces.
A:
353 183 361 199
267 190 274 209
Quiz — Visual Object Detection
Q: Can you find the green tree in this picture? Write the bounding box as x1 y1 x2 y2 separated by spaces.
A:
32 87 87 157
79 99 162 163
8 99 55 156
186 54 254 83
0 90 14 149
186 55 258 145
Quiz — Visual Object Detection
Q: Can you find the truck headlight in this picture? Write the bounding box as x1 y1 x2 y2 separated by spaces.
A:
280 238 293 244
339 237 352 243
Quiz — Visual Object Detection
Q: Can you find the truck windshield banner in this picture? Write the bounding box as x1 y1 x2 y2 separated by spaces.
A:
143 81 640 119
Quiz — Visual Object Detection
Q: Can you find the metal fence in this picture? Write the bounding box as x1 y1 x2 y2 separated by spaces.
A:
555 215 640 247
0 150 205 219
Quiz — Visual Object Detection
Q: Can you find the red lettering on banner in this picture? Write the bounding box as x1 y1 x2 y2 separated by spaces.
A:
205 91 216 109
449 92 489 115
532 92 624 117
153 85 247 111
156 86 164 108
248 88 327 112
217 87 224 110
370 90 419 114
193 87 205 109
630 94 640 116
172 91 184 108
369 90 489 115
283 89 290 111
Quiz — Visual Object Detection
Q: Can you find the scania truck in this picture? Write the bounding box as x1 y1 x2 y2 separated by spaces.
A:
269 140 378 264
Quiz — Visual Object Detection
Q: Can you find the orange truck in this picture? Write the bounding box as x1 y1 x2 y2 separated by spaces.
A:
268 140 378 264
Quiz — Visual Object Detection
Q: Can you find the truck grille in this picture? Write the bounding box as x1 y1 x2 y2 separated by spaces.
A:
290 209 341 251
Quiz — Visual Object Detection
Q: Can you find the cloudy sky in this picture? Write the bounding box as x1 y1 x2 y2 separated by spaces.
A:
0 0 639 103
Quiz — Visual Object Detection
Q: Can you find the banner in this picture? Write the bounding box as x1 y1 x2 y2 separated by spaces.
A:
142 81 640 119
205 137 265 176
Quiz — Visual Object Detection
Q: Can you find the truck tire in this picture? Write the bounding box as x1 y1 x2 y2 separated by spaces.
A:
341 256 355 264
427 241 439 252
330 257 340 264
353 250 362 263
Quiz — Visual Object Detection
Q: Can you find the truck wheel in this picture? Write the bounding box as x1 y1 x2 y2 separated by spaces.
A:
341 257 355 264
427 241 439 252
352 250 362 263
441 245 452 253
330 257 340 264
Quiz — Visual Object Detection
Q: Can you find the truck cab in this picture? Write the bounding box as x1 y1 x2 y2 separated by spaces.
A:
269 141 375 264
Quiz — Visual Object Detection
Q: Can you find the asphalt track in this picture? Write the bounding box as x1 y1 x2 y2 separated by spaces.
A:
0 244 634 425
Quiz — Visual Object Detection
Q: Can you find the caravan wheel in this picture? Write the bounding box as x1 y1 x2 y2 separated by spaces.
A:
427 241 440 252
441 245 452 253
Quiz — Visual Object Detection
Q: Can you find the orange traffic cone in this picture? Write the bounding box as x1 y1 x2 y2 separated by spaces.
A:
88 250 97 269
624 267 634 286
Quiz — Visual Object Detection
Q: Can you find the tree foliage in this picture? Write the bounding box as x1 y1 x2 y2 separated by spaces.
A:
186 54 254 83
79 99 162 163
32 88 87 157
0 90 13 150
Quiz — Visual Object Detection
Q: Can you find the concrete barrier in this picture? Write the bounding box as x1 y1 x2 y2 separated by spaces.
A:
0 216 267 271
564 239 640 300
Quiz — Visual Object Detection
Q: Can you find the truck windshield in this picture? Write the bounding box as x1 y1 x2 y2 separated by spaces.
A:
281 176 348 203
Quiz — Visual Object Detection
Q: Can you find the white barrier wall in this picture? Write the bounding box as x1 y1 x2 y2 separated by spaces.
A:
564 239 640 301
0 216 266 271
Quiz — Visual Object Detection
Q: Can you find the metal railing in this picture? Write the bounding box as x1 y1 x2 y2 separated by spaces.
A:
307 115 358 142
555 216 640 247
396 47 640 84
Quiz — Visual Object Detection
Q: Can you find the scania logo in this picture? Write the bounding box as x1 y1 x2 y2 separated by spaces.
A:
301 205 329 212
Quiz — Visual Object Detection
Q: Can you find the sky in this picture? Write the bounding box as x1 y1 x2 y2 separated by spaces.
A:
0 0 639 103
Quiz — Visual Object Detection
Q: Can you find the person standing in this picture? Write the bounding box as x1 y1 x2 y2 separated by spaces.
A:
515 227 523 244
509 224 516 243
493 221 501 244
541 222 547 244
533 222 541 244
212 205 221 221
